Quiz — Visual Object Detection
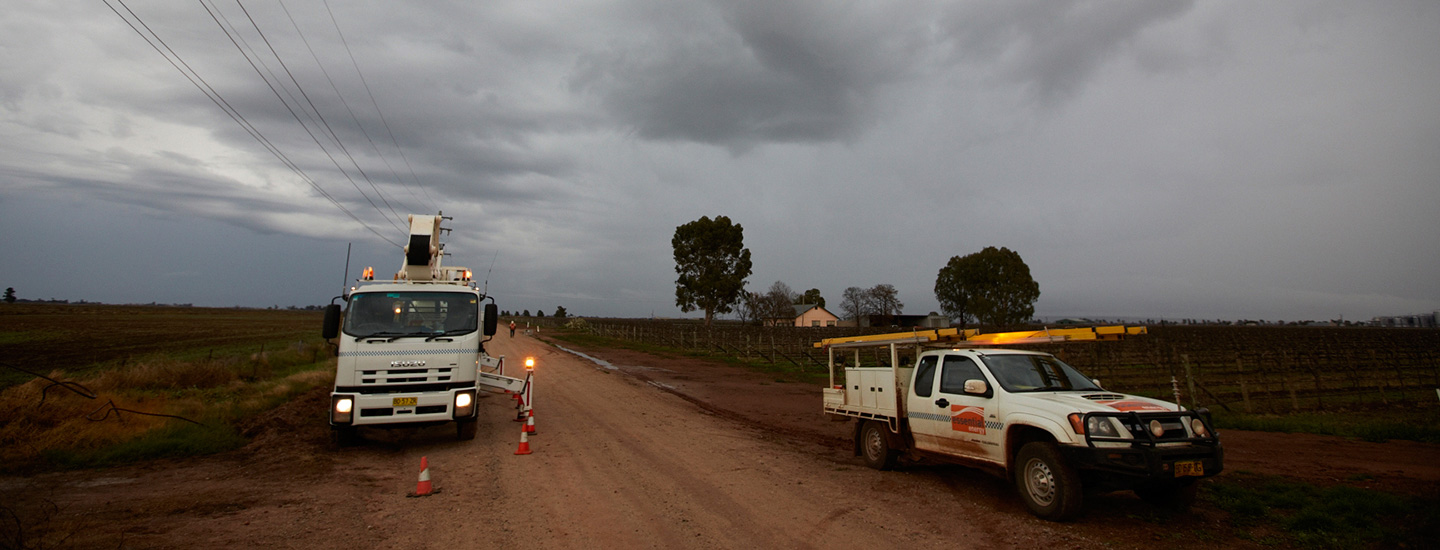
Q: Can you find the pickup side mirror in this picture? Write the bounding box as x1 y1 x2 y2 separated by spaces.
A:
483 303 499 336
322 304 342 340
963 379 989 396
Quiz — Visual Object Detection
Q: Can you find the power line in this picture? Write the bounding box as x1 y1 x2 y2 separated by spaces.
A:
219 0 407 233
278 0 428 215
322 0 438 213
104 0 402 248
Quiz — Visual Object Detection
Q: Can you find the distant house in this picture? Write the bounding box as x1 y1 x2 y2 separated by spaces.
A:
768 304 839 327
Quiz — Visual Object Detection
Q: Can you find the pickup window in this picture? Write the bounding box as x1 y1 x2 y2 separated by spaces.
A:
913 356 938 397
981 354 1101 393
939 355 986 394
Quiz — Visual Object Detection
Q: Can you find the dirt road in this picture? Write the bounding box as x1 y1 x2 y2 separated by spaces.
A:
6 332 1437 549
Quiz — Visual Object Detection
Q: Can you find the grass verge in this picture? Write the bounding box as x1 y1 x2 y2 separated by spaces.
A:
1204 472 1440 549
1210 408 1440 444
1 340 334 474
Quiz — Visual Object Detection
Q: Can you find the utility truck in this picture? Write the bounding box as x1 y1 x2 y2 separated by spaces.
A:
322 213 527 444
817 326 1223 520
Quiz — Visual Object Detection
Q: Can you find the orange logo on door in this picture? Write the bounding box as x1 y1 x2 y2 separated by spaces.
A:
951 405 986 435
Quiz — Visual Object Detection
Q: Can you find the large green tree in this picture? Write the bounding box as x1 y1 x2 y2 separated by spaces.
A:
934 247 1040 328
799 288 825 308
673 215 753 326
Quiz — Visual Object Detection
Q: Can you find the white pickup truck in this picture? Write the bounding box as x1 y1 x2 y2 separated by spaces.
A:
817 327 1223 520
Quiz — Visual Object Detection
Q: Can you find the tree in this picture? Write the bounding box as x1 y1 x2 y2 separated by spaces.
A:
672 215 753 326
799 288 825 308
866 284 904 325
934 246 1040 328
840 286 867 321
535 308 546 318
754 281 797 324
553 306 568 318
522 309 530 317
2 288 14 304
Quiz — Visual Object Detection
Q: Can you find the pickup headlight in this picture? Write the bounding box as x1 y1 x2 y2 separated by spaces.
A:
1067 413 1122 438
1087 416 1121 438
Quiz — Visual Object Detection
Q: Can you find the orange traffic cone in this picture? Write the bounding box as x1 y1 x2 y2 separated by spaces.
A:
408 456 435 497
514 427 532 455
523 410 536 435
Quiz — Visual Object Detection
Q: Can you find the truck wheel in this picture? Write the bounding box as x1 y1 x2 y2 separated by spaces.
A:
331 426 361 448
456 419 478 441
1135 479 1197 511
1015 441 1084 521
860 421 897 471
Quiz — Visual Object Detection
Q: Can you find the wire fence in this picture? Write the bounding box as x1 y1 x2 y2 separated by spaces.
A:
562 320 1440 413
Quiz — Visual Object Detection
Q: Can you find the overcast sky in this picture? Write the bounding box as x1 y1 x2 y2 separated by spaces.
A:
2 0 1437 322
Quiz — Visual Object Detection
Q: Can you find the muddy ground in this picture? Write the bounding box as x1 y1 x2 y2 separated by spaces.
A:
4 332 1437 549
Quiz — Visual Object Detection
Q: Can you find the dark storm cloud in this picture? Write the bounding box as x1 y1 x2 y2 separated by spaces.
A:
937 0 1198 103
572 0 937 150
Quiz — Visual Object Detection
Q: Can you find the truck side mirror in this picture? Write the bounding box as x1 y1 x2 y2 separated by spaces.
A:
483 303 499 336
963 379 989 396
1092 378 1103 389
322 304 342 340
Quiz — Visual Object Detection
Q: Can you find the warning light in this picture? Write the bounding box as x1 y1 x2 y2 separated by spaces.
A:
524 357 535 371
463 269 473 281
362 267 375 280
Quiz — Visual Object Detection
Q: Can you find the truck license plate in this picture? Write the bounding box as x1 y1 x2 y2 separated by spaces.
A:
393 397 418 407
1174 460 1204 477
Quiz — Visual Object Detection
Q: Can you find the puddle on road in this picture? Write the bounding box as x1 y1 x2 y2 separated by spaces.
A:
552 344 673 373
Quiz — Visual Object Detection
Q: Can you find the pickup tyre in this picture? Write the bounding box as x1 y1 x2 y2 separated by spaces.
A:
860 421 898 470
1015 441 1084 521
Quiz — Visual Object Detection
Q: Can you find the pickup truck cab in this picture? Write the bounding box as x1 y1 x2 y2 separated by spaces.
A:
819 328 1223 520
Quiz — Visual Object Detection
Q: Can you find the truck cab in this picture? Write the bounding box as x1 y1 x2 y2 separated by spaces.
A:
820 327 1223 520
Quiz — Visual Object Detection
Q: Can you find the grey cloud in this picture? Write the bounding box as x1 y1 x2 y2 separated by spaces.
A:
939 0 1197 103
572 0 939 150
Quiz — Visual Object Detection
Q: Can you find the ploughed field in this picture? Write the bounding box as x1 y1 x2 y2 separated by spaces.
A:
2 305 1438 548
0 303 323 388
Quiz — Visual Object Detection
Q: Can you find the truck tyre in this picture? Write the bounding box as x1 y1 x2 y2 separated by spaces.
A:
1134 479 1197 512
456 419 478 441
331 426 361 448
860 421 897 471
1015 441 1084 521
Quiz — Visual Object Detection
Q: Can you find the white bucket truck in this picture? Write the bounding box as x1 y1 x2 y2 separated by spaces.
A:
322 214 526 444
818 326 1223 520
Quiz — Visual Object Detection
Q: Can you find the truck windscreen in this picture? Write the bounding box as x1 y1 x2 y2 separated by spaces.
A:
344 292 478 338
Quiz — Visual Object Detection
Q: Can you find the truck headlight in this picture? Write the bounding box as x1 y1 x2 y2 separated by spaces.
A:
453 389 476 419
332 395 354 424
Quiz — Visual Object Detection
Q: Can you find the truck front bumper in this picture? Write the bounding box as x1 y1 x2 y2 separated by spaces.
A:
330 384 477 427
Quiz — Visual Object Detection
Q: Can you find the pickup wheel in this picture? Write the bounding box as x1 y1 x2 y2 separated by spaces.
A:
1134 479 1198 512
860 421 897 471
456 419 478 441
1015 441 1084 521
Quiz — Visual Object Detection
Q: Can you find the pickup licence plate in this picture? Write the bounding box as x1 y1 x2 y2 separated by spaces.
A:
1174 460 1204 477
393 397 418 407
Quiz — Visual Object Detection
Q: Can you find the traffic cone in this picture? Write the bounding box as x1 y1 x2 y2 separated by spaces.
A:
523 410 536 435
409 456 434 497
514 427 532 455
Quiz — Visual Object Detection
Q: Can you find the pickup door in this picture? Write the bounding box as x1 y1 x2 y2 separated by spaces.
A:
907 353 1005 464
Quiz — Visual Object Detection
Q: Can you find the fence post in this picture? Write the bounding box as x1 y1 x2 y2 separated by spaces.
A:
1237 356 1252 413
1181 353 1198 410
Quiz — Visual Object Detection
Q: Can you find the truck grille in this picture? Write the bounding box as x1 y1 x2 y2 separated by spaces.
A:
360 367 455 385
